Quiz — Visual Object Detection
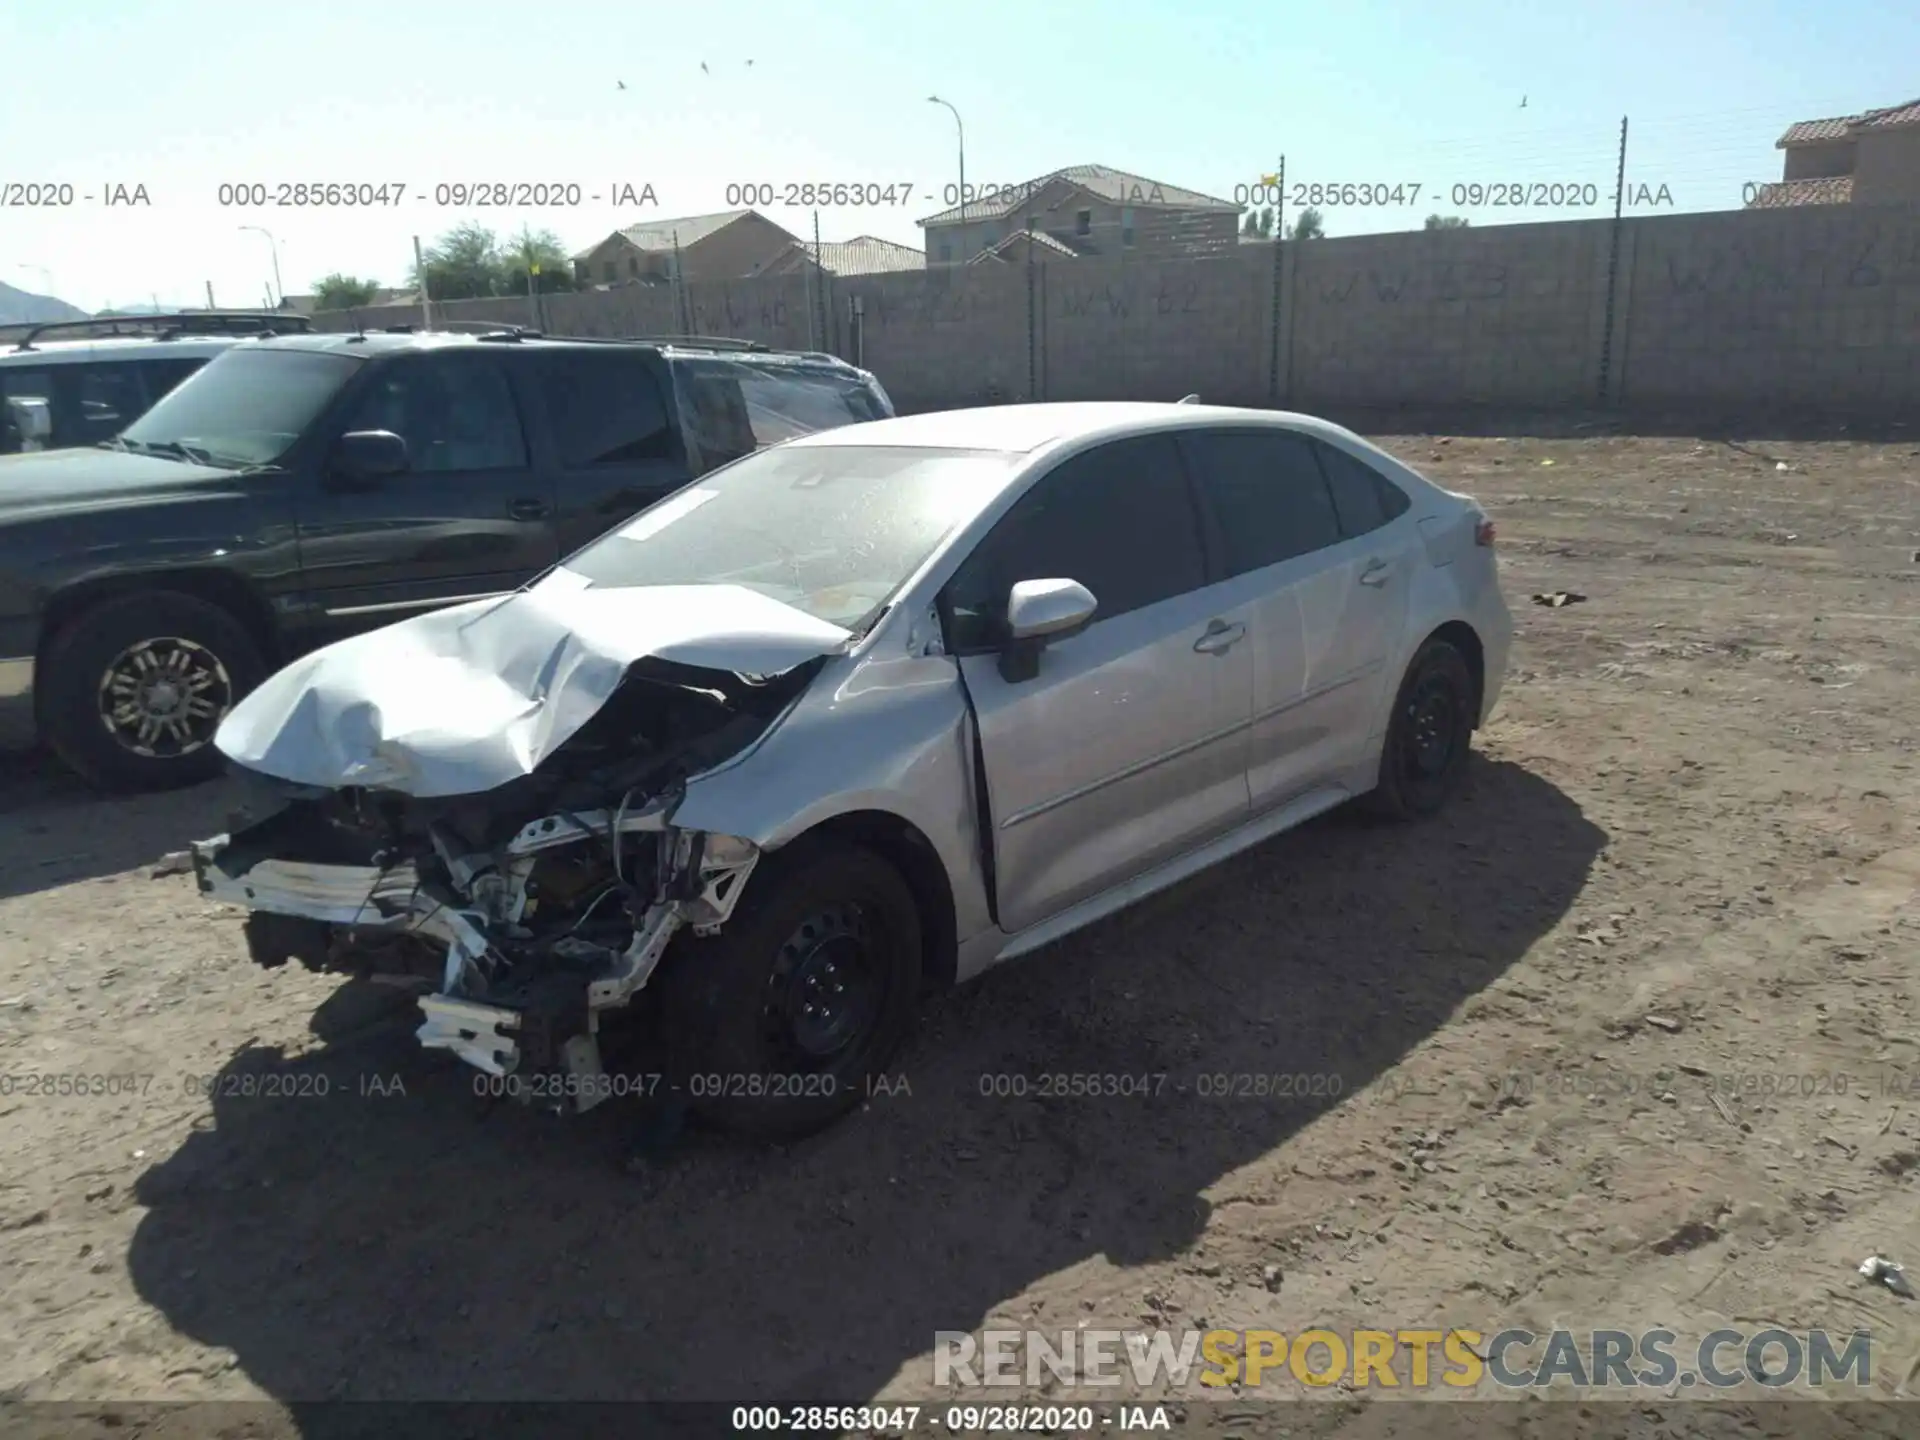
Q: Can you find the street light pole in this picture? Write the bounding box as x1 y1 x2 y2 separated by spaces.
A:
238 225 283 307
928 95 967 265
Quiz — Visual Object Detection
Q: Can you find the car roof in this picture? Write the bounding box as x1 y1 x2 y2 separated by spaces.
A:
782 401 1363 454
247 330 859 367
0 335 254 365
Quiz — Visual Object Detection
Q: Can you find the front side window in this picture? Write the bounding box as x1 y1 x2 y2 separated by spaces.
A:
1178 429 1344 577
560 444 1016 632
137 356 207 401
340 356 527 473
540 351 672 466
944 434 1206 650
119 348 361 467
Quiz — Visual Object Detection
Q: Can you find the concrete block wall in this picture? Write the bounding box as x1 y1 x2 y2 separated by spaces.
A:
310 201 1920 416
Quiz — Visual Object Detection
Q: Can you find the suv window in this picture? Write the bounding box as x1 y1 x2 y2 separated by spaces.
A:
137 356 208 402
342 356 527 473
674 359 887 472
540 351 672 466
944 433 1206 650
72 363 147 444
1314 440 1409 537
1178 428 1343 578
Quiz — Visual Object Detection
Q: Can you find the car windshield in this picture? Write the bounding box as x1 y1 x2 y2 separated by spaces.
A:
117 348 361 468
559 444 1019 631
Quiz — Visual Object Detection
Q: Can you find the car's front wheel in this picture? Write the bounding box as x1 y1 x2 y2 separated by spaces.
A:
1367 637 1477 820
660 841 923 1140
39 591 265 791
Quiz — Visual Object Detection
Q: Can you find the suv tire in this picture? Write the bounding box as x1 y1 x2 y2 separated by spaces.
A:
659 841 923 1140
41 591 266 791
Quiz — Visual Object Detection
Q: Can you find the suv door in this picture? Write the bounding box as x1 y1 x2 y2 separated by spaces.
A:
1177 426 1406 810
531 347 692 556
943 433 1254 935
295 352 559 645
1309 438 1417 752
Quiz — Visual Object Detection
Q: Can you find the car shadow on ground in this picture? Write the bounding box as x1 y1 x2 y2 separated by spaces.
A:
0 750 244 902
126 757 1604 1415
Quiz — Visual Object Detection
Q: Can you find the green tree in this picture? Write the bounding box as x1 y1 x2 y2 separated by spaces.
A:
1424 214 1471 229
310 273 382 311
498 226 579 295
413 222 504 301
1289 207 1325 240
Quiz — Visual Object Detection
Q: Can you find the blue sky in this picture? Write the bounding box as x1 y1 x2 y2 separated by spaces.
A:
3 0 1914 311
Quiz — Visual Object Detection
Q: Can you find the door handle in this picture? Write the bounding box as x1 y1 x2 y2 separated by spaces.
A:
1359 559 1392 587
1193 618 1246 654
508 497 551 521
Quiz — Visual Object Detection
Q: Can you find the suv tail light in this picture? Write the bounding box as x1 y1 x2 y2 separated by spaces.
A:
1474 517 1497 547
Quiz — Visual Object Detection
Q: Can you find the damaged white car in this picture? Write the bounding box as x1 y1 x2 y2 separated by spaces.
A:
193 402 1513 1138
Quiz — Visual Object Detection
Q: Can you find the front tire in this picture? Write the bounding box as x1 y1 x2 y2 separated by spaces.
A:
40 591 265 792
1367 638 1476 820
659 842 923 1141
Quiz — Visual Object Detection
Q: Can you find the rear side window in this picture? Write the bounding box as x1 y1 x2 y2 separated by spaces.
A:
540 351 673 465
673 358 887 472
0 368 54 405
944 433 1205 649
1314 441 1409 537
1178 428 1343 577
72 363 148 444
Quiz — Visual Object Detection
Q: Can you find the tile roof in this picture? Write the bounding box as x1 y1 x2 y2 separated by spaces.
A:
1778 96 1920 147
1744 176 1854 208
967 229 1084 264
569 210 778 261
918 165 1240 227
792 235 925 275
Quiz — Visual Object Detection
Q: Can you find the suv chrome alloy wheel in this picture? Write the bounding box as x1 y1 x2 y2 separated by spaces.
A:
95 636 234 758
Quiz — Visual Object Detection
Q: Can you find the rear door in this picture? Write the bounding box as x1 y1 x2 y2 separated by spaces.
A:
1308 438 1418 753
530 347 693 557
946 433 1253 934
1177 426 1376 812
293 351 559 644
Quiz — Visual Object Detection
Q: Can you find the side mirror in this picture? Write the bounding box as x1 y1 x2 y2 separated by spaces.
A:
999 578 1097 682
332 429 408 486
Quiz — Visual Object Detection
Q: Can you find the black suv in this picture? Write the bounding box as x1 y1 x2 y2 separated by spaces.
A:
0 327 894 790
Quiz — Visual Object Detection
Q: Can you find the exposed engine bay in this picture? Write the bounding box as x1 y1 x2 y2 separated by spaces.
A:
192 655 822 1108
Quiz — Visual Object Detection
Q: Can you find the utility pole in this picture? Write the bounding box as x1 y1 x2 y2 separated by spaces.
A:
1597 116 1629 404
414 235 435 329
929 96 966 264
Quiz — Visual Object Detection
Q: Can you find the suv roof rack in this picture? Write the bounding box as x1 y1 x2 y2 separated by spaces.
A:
625 334 769 352
1 311 313 352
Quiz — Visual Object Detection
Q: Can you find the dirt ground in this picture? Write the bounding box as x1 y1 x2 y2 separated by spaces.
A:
0 429 1917 1436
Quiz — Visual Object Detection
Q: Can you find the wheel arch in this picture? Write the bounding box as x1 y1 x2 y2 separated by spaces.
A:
756 808 961 992
1418 619 1486 728
38 569 281 679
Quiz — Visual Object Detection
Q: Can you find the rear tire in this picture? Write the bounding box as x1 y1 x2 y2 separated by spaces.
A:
658 841 922 1141
1366 638 1476 820
40 591 265 792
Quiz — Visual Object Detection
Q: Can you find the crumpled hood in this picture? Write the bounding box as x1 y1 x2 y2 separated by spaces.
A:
215 569 851 797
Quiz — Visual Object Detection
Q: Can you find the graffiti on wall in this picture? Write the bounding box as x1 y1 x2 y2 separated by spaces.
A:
1311 261 1511 306
1659 223 1920 294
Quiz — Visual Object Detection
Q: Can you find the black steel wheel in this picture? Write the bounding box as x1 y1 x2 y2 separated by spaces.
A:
1367 638 1476 820
660 842 923 1140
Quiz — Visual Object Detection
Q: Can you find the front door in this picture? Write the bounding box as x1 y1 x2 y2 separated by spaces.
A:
295 352 559 646
946 433 1254 935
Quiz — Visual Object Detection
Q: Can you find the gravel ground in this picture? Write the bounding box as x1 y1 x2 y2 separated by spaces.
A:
0 429 1917 1437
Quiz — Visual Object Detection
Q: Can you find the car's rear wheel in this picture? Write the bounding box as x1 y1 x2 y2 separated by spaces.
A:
1367 638 1476 820
40 591 265 791
659 841 922 1140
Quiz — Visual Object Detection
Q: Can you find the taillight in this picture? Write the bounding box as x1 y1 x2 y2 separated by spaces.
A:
1474 517 1497 547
